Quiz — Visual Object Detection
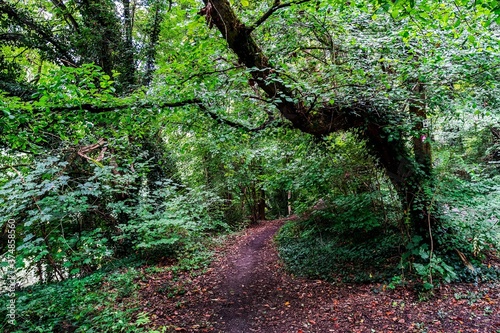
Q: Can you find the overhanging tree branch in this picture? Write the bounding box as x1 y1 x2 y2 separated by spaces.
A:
43 99 205 113
198 0 445 239
200 103 275 132
200 0 366 136
0 33 25 42
247 0 312 33
22 98 275 132
179 65 245 84
0 163 32 171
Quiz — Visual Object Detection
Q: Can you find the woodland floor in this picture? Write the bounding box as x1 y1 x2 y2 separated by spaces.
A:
137 218 500 333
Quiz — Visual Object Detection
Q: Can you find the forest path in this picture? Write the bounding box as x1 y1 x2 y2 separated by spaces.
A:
211 219 285 332
138 219 500 333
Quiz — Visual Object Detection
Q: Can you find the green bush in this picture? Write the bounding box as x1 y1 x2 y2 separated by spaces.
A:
0 151 228 282
276 217 402 283
0 266 145 333
112 181 228 260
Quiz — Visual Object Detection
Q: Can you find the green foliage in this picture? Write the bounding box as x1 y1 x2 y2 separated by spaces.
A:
402 236 458 289
275 151 404 282
113 181 228 259
0 64 118 151
276 129 500 286
314 193 386 233
0 137 228 283
276 218 402 283
436 176 500 280
0 155 115 280
0 266 145 333
395 169 500 287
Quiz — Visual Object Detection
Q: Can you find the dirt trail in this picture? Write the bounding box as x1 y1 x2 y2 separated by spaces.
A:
213 220 284 332
139 219 500 333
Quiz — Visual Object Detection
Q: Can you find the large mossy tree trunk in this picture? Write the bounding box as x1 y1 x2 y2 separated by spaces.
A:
363 121 436 243
362 81 435 242
200 0 440 242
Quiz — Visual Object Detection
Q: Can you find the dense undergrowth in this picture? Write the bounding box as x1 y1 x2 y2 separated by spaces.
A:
2 128 499 331
1 262 144 333
0 234 221 333
276 221 402 283
276 172 500 287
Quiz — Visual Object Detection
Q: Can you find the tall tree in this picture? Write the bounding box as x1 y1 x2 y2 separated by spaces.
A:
196 0 500 242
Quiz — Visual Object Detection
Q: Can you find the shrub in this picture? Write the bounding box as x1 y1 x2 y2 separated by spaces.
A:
0 266 145 333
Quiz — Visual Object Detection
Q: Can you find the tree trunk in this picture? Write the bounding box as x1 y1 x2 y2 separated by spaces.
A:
368 76 434 239
257 188 266 220
121 0 136 88
409 82 434 239
143 1 164 85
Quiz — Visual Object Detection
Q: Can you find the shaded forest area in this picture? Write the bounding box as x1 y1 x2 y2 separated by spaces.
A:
0 0 499 331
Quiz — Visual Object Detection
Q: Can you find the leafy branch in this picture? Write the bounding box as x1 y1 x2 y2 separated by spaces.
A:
180 65 245 84
247 0 312 33
13 98 276 135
